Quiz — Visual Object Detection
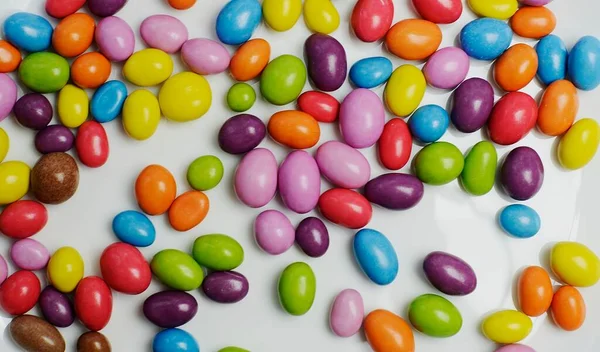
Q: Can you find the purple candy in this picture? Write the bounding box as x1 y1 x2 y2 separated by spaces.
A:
35 125 75 154
13 93 53 130
364 173 424 210
451 77 494 133
219 114 266 154
202 271 249 303
87 0 127 17
305 33 347 92
143 290 198 328
295 217 329 258
39 286 75 327
423 251 477 296
501 146 544 201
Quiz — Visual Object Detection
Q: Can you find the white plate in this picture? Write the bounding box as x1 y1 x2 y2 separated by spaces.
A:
1 0 599 351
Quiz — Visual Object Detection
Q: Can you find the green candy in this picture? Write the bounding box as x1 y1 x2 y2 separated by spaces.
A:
414 141 464 185
218 347 250 352
260 55 307 105
461 141 498 195
278 262 316 316
192 234 244 271
151 249 204 290
227 83 256 112
408 294 462 337
19 52 70 93
187 155 224 191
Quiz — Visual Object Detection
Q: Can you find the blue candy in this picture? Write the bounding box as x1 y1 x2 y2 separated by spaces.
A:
499 204 541 239
3 12 53 52
91 80 128 123
353 228 398 285
216 0 262 45
408 104 449 144
349 56 393 89
536 35 567 86
568 36 600 91
112 210 156 247
153 328 199 352
460 18 512 61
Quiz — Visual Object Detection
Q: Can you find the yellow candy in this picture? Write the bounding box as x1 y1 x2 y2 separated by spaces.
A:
123 48 173 87
0 161 30 205
303 0 340 35
158 72 212 122
481 310 532 344
551 241 600 287
58 84 88 128
263 0 302 31
0 127 8 163
467 0 518 20
47 247 84 293
558 118 600 170
384 65 426 117
123 89 161 140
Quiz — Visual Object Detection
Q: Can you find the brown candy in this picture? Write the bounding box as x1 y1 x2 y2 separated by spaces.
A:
31 152 79 204
77 331 112 352
9 315 66 352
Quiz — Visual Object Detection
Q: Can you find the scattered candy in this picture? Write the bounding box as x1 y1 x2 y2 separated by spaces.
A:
518 266 553 317
364 309 415 352
330 289 364 337
192 234 244 270
316 141 370 189
260 55 307 105
268 110 320 149
151 249 204 291
46 0 86 18
124 48 174 87
0 74 17 122
520 0 552 4
100 242 152 294
423 251 477 296
460 18 513 61
153 328 199 352
481 310 532 344
35 125 75 154
11 238 50 270
112 210 156 247
135 165 177 216
551 241 600 287
263 0 302 32
143 291 198 328
349 56 393 89
551 285 586 331
202 271 249 303
187 155 224 191
58 84 89 128
74 276 113 331
77 332 111 352
378 118 412 170
318 188 372 229
71 52 112 89
536 34 568 86
423 47 470 89
168 0 197 10
9 315 66 352
95 16 135 62
364 173 424 210
278 262 316 316
0 161 31 205
182 38 230 75
538 80 579 136
234 148 278 208
494 43 538 92
384 64 426 117
122 89 161 140
340 88 384 148
52 13 95 58
511 6 556 39
216 0 262 45
467 0 518 20
353 228 398 285
408 294 462 337
303 0 340 34
305 33 347 92
47 246 84 293
255 210 295 255
0 270 41 315
227 83 256 112
87 0 127 17
412 0 462 24
39 286 75 328
13 93 53 130
295 217 329 258
229 38 271 81
568 36 600 91
414 141 464 185
219 114 266 154
0 40 20 73
500 204 541 238
279 150 321 214
461 141 497 196
501 147 544 201
3 12 53 52
32 153 79 204
408 104 449 143
558 118 600 170
91 80 128 123
76 121 110 168
141 15 188 54
19 52 70 93
169 191 210 231
386 19 441 60
488 92 538 145
0 200 48 239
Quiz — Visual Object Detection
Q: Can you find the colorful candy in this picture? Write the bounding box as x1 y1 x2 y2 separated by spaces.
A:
460 18 513 60
168 0 197 9
91 80 128 123
0 40 20 73
255 210 295 255
364 173 424 210
57 85 88 128
0 74 16 122
52 13 95 58
535 34 567 86
330 289 364 337
3 12 53 52
500 204 541 239
260 55 307 105
268 110 320 149
558 118 600 170
537 80 578 136
279 151 321 214
414 142 464 185
46 0 86 18
47 246 84 293
234 148 278 207
158 72 212 122
35 125 75 154
75 276 113 331
87 0 127 17
216 0 262 45
408 104 449 143
229 38 270 81
11 238 50 270
19 52 70 93
568 36 600 91
349 57 393 89
31 153 79 204
501 147 544 201
0 161 30 205
408 294 462 337
263 0 302 31
384 65 426 117
76 121 110 168
353 229 398 285
551 286 586 331
423 251 477 296
364 309 415 352
77 332 111 352
460 141 497 195
122 89 161 140
303 0 340 34
467 0 517 20
182 38 230 75
95 16 135 62
100 242 152 294
143 291 198 328
0 270 41 315
316 141 370 189
305 33 347 92
412 0 462 24
153 328 199 352
481 310 532 344
124 49 174 87
423 47 470 89
14 93 52 130
378 119 412 170
0 128 6 162
495 44 538 92
39 286 75 328
9 315 66 352
340 88 384 148
112 210 156 247
488 92 538 145
386 19 441 60
151 249 204 291
192 234 244 270
351 0 394 42
295 217 329 258
318 188 372 229
202 271 249 303
227 83 256 112
518 266 553 317
140 15 188 54
278 262 316 315
219 114 266 154
187 155 224 191
0 200 47 239
71 52 112 89
550 241 600 287
511 6 556 39
135 165 177 216
520 0 552 4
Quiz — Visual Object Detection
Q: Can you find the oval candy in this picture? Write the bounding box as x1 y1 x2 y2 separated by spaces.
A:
91 80 128 123
278 262 316 315
297 91 339 123
135 165 177 215
216 0 262 45
229 38 270 81
0 161 30 205
423 47 470 89
340 88 385 148
303 0 340 34
500 204 541 238
452 78 495 133
255 210 295 255
219 114 266 154
263 0 302 31
46 0 86 18
511 6 556 39
295 217 330 258
3 13 53 52
74 276 112 331
408 104 449 143
30 153 79 205
95 16 135 62
318 188 372 229
384 65 426 117
536 34 567 86
551 286 586 331
100 243 151 294
52 13 95 58
305 33 346 92
77 332 111 352
412 0 462 24
460 18 513 60
0 200 48 239
202 271 249 303
47 246 84 293
467 0 518 20
330 289 364 337
279 151 321 214
351 0 394 42
0 74 17 122
168 191 209 232
268 110 320 149
488 92 538 145
423 251 477 295
182 38 230 75
414 142 464 185
316 141 370 189
151 249 204 291
518 266 552 317
378 119 412 170
501 147 544 201
143 291 198 328
57 84 88 128
568 36 600 91
122 89 161 140
461 141 498 196
234 148 278 208
550 242 600 287
39 286 75 328
349 57 393 89
364 309 415 352
159 72 212 122
482 310 532 344
35 126 75 154
494 44 538 92
354 229 398 285
386 19 442 60
11 238 50 271
140 15 188 54
408 294 463 337
228 82 254 112
10 315 66 352
0 40 21 73
0 270 40 315
364 173 424 210
187 155 224 191
71 52 111 89
192 234 244 271
558 118 600 170
87 0 127 17
153 328 199 352
19 52 70 93
76 121 109 168
113 210 156 247
123 49 173 87
260 55 307 105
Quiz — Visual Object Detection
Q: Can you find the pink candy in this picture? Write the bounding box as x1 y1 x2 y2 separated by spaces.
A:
0 74 17 122
423 47 470 89
234 148 278 208
95 16 135 62
316 141 371 189
330 289 365 337
519 0 552 5
254 210 295 255
181 38 231 75
10 238 50 270
495 344 536 352
339 88 385 148
278 151 320 214
0 254 7 285
140 15 189 54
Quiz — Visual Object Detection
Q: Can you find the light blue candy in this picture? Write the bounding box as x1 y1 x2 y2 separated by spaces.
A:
408 104 449 144
536 35 567 86
460 18 512 61
153 328 199 352
112 210 156 247
568 36 600 91
349 57 393 89
3 12 53 52
353 228 398 285
216 0 262 45
91 81 128 123
499 204 541 239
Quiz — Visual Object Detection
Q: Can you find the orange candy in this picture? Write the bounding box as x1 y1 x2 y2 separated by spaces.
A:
52 13 95 58
364 309 415 352
268 110 320 149
494 43 538 92
135 165 177 216
551 286 586 331
0 40 21 73
168 191 209 232
71 52 112 89
538 80 579 136
518 266 553 317
168 0 197 9
230 38 271 81
511 6 556 39
385 19 442 61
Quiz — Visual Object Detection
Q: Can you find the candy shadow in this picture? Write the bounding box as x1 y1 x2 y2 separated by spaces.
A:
486 65 505 97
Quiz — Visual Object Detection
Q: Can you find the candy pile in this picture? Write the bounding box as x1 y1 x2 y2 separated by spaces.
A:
0 0 599 351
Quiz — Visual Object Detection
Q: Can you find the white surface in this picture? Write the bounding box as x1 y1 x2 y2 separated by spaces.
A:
0 0 599 351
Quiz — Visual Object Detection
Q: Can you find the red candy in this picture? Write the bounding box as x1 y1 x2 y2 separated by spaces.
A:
378 118 412 170
488 92 538 145
297 91 339 123
318 188 372 229
75 276 112 331
351 0 394 43
411 0 463 24
100 243 151 295
45 0 87 18
0 271 41 315
75 121 110 168
0 200 48 239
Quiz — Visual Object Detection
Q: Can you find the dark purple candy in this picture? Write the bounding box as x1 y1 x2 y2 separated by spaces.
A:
39 286 75 327
87 0 127 17
295 217 329 258
501 146 544 201
218 114 266 154
202 271 249 304
451 77 494 133
364 173 424 210
305 33 347 92
13 93 53 130
143 290 198 328
423 251 477 296
35 125 75 154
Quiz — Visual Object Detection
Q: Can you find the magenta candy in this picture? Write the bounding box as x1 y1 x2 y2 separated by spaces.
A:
182 38 231 75
219 114 266 154
234 148 278 208
316 141 371 189
278 151 320 214
330 289 364 337
10 238 50 270
451 77 494 133
295 217 329 258
0 73 17 122
364 173 424 210
87 0 127 17
423 251 477 296
339 89 385 148
519 0 552 5
423 47 470 89
95 16 135 62
495 345 536 352
0 255 7 285
141 15 189 54
304 33 347 92
143 291 198 328
501 146 544 201
39 286 75 327
13 93 53 130
254 210 295 255
202 271 249 304
35 125 75 154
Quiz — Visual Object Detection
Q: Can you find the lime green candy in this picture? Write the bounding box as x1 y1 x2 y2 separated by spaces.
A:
192 234 244 271
151 249 204 291
218 347 249 352
278 262 316 316
227 83 256 112
19 52 70 93
414 141 464 185
260 55 306 105
461 141 497 195
408 294 463 337
187 155 224 191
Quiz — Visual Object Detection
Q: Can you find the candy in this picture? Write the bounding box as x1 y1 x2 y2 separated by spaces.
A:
135 165 177 216
14 93 52 130
495 343 535 351
494 44 538 92
112 210 156 247
71 52 112 89
330 289 364 337
551 286 586 331
39 286 75 327
384 65 426 117
424 47 469 89
279 151 320 213
10 315 65 352
153 328 199 352
234 148 278 207
408 105 449 143
95 16 135 62
31 153 79 205
303 0 340 34
0 271 40 315
518 266 552 317
202 271 249 303
316 141 370 189
351 0 394 42
460 18 513 60
100 243 152 294
46 0 86 18
278 262 316 315
219 114 266 154
47 247 83 293
318 189 372 229
386 19 442 60
461 141 497 196
349 57 393 89
0 255 6 285
353 229 398 285
467 0 517 20
76 121 110 168
263 0 302 31
143 291 198 328
75 276 113 331
520 0 552 4
340 89 385 148
260 55 307 105
78 332 111 352
187 155 224 191
227 83 256 112
229 38 271 81
182 38 230 75
501 147 544 201
536 35 567 86
19 52 70 93
140 15 188 54
412 0 462 24
268 110 320 149
52 13 95 58
158 72 212 122
451 78 494 133
87 0 127 17
3 13 53 52
568 36 600 91
414 142 464 185
364 173 424 210
500 204 541 239
511 6 556 39
297 91 339 123
378 119 412 170
550 242 600 287
151 249 204 291
122 90 161 140
91 80 128 123
364 309 415 352
169 191 209 231
35 125 75 154
0 200 47 239
11 239 50 270
168 0 197 9
423 251 477 295
0 40 20 73
408 294 462 337
0 129 6 164
192 234 244 270
558 118 600 170
124 49 173 87
305 33 347 92
488 92 538 145
481 310 532 344
0 161 30 205
0 74 16 122
216 0 262 45
255 210 295 255
57 85 88 128
295 217 329 258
